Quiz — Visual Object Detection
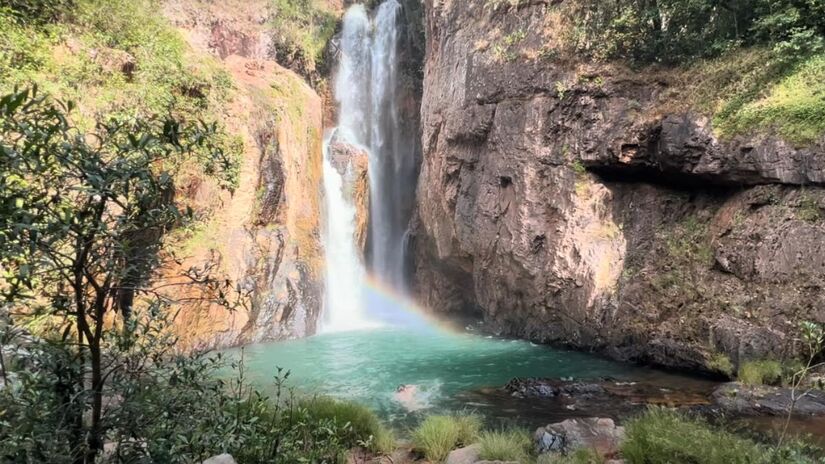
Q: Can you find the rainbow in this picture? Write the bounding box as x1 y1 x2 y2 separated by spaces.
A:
361 274 463 334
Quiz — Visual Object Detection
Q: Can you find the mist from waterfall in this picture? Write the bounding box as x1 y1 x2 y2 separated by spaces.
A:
321 0 419 332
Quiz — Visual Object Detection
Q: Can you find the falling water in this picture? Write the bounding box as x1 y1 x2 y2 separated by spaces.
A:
321 0 419 331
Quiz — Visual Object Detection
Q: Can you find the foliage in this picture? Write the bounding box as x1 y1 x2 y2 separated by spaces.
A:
738 360 783 386
267 0 337 78
300 396 395 453
0 0 74 24
568 0 825 65
477 429 532 462
0 0 235 129
0 87 240 462
412 414 481 462
0 326 371 463
709 53 825 144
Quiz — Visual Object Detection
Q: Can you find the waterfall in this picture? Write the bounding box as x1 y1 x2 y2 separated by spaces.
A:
321 0 418 331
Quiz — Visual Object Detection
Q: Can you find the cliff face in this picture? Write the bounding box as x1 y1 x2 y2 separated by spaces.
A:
162 1 325 349
413 0 825 373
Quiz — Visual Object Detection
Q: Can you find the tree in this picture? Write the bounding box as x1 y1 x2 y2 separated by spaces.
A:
0 86 240 463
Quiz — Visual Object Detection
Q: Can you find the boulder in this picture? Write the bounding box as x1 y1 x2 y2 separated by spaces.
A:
712 382 825 416
445 444 481 464
535 418 625 458
202 454 236 464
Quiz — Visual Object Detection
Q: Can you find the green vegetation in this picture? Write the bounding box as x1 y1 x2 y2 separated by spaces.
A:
622 408 825 464
267 0 337 77
559 0 825 144
707 352 735 377
797 192 823 222
568 0 824 65
738 359 783 386
1 0 233 119
300 396 396 454
665 216 713 265
412 414 482 462
477 429 532 462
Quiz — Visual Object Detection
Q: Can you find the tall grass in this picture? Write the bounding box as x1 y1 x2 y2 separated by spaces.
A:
477 429 532 462
622 408 765 464
412 414 482 462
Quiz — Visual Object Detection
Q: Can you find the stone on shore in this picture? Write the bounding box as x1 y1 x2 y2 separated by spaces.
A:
712 382 825 416
534 417 625 458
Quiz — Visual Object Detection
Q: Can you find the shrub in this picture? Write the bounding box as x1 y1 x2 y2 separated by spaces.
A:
300 396 395 453
738 360 783 386
477 429 532 462
412 414 481 462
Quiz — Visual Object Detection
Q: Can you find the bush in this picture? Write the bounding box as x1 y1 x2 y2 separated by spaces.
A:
477 429 532 462
300 396 395 453
738 360 783 386
412 414 481 462
622 408 765 464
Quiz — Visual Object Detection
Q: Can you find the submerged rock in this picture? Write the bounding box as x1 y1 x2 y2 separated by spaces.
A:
712 382 825 416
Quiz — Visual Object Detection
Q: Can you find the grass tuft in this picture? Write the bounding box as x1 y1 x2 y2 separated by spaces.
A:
412 413 481 462
477 429 532 462
738 360 783 386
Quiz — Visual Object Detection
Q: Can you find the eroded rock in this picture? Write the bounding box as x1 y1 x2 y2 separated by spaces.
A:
535 418 625 458
413 0 825 373
712 382 825 416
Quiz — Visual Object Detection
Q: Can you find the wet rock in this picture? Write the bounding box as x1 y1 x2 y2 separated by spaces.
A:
202 454 236 464
506 378 607 399
445 444 480 464
535 418 625 458
712 382 825 416
413 0 825 374
327 133 370 256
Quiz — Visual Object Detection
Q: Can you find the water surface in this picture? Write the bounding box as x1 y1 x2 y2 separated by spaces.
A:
229 323 715 427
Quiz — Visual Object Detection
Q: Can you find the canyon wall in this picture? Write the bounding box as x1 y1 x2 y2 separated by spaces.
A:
162 1 326 349
412 0 825 373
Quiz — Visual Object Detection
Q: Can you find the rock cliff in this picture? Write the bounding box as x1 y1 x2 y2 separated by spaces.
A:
412 0 825 373
162 0 326 348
